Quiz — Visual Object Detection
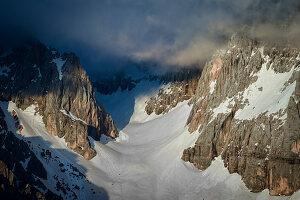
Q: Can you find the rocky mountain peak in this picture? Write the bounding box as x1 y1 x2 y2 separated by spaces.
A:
0 41 118 160
182 34 300 195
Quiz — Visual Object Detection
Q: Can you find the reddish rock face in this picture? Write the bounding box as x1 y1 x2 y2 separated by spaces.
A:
10 110 23 133
182 34 300 196
210 58 222 80
18 125 23 133
270 173 294 196
291 140 300 154
12 110 17 117
12 110 19 122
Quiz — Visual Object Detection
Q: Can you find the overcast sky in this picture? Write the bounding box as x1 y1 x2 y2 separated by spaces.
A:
0 0 299 76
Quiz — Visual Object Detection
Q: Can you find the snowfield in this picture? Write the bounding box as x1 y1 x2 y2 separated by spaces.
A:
52 57 66 80
1 82 300 199
235 56 297 120
209 51 299 125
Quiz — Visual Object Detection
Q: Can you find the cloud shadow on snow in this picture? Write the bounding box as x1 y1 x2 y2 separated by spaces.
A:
0 102 110 200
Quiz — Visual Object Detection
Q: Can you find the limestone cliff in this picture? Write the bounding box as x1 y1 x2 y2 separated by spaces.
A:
0 41 118 159
182 34 300 195
145 68 201 115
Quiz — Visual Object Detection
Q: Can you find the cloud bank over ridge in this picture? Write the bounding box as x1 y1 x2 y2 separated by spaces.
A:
0 0 299 71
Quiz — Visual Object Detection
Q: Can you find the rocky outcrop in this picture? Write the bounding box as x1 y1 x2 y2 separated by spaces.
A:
11 110 23 133
93 64 201 116
93 61 161 95
182 34 300 195
93 75 148 95
145 68 201 115
0 107 61 200
0 41 118 159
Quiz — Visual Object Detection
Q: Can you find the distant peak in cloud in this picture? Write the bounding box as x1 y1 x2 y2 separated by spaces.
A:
0 0 299 72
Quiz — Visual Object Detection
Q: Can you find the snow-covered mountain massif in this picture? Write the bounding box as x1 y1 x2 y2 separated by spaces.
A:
183 34 300 196
0 34 299 200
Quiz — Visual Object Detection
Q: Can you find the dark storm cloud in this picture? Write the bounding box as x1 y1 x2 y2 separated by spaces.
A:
0 0 299 72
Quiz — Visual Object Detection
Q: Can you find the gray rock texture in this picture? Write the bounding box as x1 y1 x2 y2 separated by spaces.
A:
145 68 201 115
182 34 300 196
0 41 118 159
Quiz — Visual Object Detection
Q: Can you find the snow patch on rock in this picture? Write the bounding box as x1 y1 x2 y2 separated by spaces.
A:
209 80 216 94
235 58 296 120
60 109 87 124
258 46 264 56
20 156 31 170
209 97 234 124
52 57 66 80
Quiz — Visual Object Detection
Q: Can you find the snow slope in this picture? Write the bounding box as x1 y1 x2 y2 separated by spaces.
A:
96 80 161 129
0 101 108 200
1 85 300 199
52 57 66 80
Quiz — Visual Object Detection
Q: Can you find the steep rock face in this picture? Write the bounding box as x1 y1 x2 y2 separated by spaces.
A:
93 64 201 116
0 41 118 159
0 107 61 199
145 68 201 115
182 34 300 195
